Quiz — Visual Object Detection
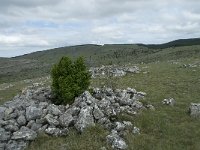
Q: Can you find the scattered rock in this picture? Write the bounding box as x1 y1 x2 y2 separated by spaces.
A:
189 103 200 117
106 130 128 150
146 104 155 110
132 126 140 135
89 65 140 78
162 98 175 106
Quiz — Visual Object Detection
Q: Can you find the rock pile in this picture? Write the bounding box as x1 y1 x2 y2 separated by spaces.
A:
89 65 140 78
0 86 152 150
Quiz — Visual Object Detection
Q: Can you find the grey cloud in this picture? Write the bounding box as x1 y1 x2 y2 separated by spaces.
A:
0 0 200 57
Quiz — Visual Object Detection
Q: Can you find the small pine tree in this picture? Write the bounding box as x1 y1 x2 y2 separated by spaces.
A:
51 56 91 104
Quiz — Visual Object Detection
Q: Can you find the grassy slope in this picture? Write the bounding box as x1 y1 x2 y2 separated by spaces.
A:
1 44 200 84
0 39 200 149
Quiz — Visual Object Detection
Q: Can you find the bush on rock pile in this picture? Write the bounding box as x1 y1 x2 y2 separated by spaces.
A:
51 56 91 104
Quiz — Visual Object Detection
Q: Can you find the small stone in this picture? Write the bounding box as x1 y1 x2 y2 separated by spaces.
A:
0 107 6 119
0 128 11 141
189 103 200 117
4 124 19 132
6 140 28 150
27 120 35 128
93 104 104 120
4 108 14 120
45 127 68 136
132 126 140 135
162 98 175 106
26 106 43 121
31 123 42 131
0 143 5 149
47 104 61 116
45 114 60 126
122 121 133 129
59 113 74 127
146 104 155 110
114 122 125 132
17 115 27 126
106 131 127 149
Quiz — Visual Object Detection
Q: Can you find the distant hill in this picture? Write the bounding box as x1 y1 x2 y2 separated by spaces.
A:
138 38 200 49
0 38 200 83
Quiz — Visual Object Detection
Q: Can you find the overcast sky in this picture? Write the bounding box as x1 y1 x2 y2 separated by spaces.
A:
0 0 200 57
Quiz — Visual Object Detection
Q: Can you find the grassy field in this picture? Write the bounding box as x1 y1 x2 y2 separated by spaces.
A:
1 57 200 150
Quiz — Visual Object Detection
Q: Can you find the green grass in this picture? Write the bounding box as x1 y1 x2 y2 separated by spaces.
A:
1 57 200 150
28 125 111 150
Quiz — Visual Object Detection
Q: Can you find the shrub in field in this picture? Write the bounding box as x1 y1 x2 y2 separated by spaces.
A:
51 56 91 104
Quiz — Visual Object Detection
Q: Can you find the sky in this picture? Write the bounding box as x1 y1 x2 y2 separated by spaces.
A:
0 0 200 57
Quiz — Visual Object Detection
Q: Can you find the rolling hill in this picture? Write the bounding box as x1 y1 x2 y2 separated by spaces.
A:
0 38 200 83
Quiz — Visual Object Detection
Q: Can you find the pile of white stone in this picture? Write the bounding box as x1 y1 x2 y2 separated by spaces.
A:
0 86 154 150
89 65 140 78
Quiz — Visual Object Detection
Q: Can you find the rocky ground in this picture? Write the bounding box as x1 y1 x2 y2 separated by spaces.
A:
0 84 155 150
89 65 140 78
0 61 200 150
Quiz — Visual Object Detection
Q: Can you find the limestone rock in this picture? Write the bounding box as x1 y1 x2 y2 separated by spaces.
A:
0 107 6 120
45 126 68 136
106 130 127 150
189 103 200 117
59 113 74 127
12 126 37 141
26 106 43 121
132 126 140 135
6 140 28 150
47 104 61 116
45 114 59 126
17 115 27 126
93 104 104 120
75 106 95 132
162 98 175 106
0 128 11 141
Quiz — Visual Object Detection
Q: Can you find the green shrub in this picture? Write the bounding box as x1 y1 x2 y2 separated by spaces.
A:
51 56 91 104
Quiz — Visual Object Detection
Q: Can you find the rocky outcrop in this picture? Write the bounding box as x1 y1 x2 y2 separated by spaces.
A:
89 65 140 78
0 86 152 150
